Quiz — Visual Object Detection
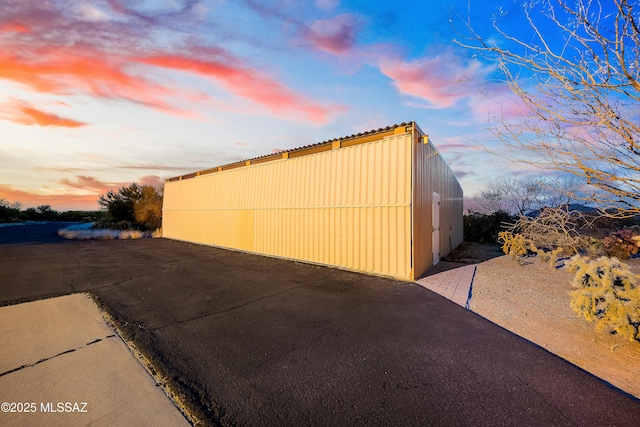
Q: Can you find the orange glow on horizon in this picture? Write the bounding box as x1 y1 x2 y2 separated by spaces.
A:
0 185 102 211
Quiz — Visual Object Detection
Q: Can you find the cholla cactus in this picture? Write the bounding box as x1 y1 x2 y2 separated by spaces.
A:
498 231 528 263
530 243 564 270
566 255 640 342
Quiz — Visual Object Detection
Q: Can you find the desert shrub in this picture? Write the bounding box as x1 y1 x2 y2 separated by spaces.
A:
566 255 640 342
58 227 147 240
464 210 514 243
498 231 528 262
602 229 640 260
511 206 590 254
118 230 145 239
93 219 139 231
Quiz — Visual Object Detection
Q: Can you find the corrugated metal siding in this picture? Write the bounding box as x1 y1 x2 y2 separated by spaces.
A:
411 127 464 279
163 133 413 280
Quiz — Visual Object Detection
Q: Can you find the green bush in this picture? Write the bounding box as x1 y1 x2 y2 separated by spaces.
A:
566 255 640 342
464 210 514 243
97 183 163 231
58 210 104 222
23 205 60 221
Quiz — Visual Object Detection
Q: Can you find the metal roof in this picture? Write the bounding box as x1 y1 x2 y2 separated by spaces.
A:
167 122 416 182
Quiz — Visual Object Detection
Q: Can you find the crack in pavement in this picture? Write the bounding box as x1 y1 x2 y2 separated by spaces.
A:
152 284 310 331
0 334 117 378
91 277 150 291
510 372 578 426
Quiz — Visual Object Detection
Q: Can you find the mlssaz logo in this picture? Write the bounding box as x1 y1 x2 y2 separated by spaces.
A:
40 402 88 413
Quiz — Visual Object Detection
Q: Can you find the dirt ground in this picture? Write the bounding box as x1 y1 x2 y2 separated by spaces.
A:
457 243 640 399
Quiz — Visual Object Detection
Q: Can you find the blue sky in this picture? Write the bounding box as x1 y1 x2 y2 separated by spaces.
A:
0 0 567 210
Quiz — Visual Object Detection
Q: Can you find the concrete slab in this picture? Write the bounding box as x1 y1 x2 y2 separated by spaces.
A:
0 294 189 427
415 264 476 308
0 293 114 373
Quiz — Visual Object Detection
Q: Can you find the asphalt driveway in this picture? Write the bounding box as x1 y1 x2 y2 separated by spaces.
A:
1 224 639 426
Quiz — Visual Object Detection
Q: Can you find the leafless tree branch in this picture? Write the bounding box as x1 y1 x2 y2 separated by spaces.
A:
456 0 640 217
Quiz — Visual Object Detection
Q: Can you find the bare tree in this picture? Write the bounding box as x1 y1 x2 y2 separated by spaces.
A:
457 0 640 217
473 176 543 215
500 177 544 215
538 175 586 208
472 187 504 214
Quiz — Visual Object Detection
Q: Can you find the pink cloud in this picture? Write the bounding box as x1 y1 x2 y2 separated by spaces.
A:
305 14 360 55
61 174 162 193
0 22 30 33
0 1 339 124
139 175 164 187
49 100 72 107
115 164 194 171
0 48 190 118
315 0 340 12
435 142 484 152
60 176 127 194
137 54 342 124
0 100 87 127
379 52 493 108
17 104 86 127
242 2 366 60
467 88 528 122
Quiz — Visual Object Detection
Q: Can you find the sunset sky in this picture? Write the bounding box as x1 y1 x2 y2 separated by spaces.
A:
0 0 583 211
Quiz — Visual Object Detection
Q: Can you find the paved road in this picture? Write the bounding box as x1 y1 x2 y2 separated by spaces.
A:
0 222 77 245
1 226 639 426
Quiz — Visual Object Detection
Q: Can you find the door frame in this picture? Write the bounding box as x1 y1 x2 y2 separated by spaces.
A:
432 191 440 265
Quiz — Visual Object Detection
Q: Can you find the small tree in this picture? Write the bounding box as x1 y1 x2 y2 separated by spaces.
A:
98 183 142 224
0 199 22 222
36 205 59 221
98 183 163 230
134 185 163 230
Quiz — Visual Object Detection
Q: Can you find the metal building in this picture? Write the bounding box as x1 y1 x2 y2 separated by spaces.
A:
163 122 463 281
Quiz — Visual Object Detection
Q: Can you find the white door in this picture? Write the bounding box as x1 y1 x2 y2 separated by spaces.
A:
432 192 440 264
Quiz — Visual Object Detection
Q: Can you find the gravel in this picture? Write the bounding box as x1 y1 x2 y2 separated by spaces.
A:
469 254 640 399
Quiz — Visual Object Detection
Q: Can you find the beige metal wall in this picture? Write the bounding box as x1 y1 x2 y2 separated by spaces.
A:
163 133 414 279
411 126 464 279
